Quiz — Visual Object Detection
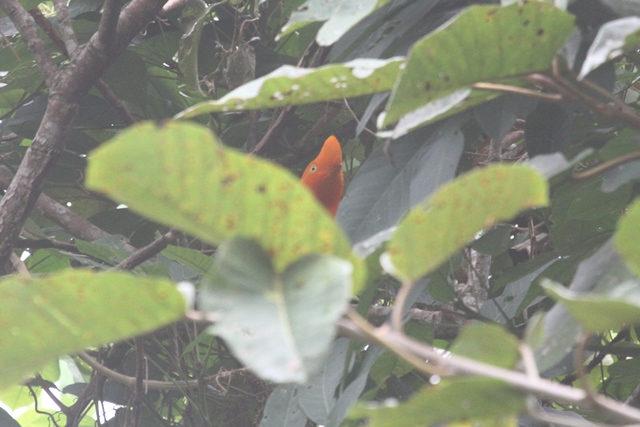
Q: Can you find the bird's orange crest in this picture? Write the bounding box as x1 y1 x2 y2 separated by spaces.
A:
300 136 344 217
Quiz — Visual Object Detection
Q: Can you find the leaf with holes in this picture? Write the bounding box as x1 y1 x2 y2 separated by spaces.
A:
85 121 364 289
379 2 574 128
175 58 403 119
385 165 548 282
0 269 184 391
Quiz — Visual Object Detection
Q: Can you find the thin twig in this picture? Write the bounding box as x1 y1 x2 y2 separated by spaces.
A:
32 374 70 413
249 107 292 154
112 230 177 270
343 99 376 137
472 82 563 102
572 151 640 181
77 351 244 391
390 280 413 332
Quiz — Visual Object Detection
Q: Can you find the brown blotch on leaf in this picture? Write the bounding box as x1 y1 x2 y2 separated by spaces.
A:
537 28 544 36
257 184 267 194
523 19 530 26
424 81 432 91
224 216 237 230
221 175 236 187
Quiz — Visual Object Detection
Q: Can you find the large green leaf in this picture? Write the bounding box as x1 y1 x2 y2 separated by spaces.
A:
161 245 214 276
379 2 574 128
542 278 640 333
175 58 403 119
351 377 525 427
0 269 185 390
615 198 640 277
200 237 352 383
385 164 549 282
84 121 363 287
450 324 520 369
279 0 391 46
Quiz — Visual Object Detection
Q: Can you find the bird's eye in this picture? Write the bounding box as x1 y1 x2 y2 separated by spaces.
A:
310 164 318 173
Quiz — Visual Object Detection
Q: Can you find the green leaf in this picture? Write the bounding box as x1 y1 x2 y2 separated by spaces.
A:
85 121 364 288
0 269 185 391
579 17 640 79
351 378 526 427
260 384 308 427
175 58 403 119
380 2 574 127
450 324 520 369
385 164 549 282
279 0 391 46
201 237 352 383
615 198 640 277
542 278 640 333
161 245 214 276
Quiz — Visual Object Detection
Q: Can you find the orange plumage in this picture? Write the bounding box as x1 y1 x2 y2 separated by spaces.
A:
300 135 344 217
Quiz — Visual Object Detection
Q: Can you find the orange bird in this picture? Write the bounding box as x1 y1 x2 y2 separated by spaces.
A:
300 135 344 217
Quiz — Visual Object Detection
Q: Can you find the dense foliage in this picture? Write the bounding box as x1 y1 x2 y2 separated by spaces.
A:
1 0 640 426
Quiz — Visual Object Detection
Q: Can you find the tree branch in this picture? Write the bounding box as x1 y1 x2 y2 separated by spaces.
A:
52 0 78 55
95 0 122 53
77 351 238 391
339 310 640 424
112 230 176 270
0 0 167 268
29 7 137 125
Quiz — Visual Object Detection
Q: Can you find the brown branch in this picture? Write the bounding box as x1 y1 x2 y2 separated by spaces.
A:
77 351 241 391
0 0 167 268
96 0 122 53
527 59 640 133
339 310 640 424
0 166 107 242
29 8 136 125
472 82 564 102
112 230 176 270
52 0 78 55
95 79 137 125
249 107 292 154
572 150 640 181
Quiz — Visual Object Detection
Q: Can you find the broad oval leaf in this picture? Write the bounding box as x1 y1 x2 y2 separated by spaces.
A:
385 165 549 282
0 269 185 390
201 237 352 383
351 377 525 427
450 324 520 369
84 121 363 287
380 2 574 127
259 384 307 427
542 278 640 333
175 58 403 119
615 198 640 277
